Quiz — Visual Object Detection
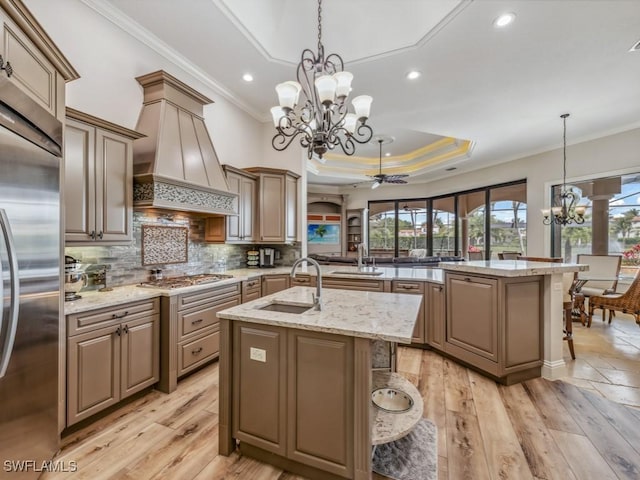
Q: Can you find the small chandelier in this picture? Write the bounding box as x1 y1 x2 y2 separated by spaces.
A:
270 0 373 159
542 113 586 226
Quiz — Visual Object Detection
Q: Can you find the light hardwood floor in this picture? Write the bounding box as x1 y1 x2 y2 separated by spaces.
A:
44 312 640 480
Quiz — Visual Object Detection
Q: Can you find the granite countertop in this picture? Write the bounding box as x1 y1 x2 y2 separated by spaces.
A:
216 286 423 343
439 259 588 277
64 266 443 316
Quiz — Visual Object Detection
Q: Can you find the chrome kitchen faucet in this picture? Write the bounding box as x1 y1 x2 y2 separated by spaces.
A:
290 257 322 311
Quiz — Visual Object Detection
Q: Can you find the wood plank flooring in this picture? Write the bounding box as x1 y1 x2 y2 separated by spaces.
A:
44 313 640 480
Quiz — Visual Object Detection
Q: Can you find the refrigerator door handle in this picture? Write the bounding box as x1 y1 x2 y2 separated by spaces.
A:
0 208 20 378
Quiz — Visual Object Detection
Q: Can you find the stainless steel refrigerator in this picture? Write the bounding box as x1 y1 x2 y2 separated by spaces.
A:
0 74 62 477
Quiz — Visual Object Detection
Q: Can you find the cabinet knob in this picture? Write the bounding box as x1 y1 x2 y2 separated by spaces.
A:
191 347 203 355
90 230 96 240
123 325 129 334
98 231 104 240
115 326 122 336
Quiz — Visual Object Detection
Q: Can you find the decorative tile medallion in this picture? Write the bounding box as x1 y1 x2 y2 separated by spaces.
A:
142 225 188 265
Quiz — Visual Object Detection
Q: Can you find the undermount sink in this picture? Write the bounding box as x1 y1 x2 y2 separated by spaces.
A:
258 302 313 314
330 269 384 276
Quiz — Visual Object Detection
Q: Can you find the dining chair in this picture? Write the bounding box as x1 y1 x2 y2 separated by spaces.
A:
498 251 522 260
468 251 484 260
574 254 622 325
587 271 640 328
517 256 575 359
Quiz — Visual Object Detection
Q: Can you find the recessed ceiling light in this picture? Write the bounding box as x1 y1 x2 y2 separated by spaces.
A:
242 73 254 82
493 12 515 28
406 70 422 80
385 152 391 157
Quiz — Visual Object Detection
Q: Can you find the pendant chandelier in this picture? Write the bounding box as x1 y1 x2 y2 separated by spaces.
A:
270 0 374 159
542 113 586 226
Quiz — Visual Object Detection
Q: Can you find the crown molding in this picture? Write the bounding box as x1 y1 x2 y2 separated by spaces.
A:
79 0 265 121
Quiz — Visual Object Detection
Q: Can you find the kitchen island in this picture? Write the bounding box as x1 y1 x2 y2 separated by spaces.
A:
439 259 587 381
216 286 423 480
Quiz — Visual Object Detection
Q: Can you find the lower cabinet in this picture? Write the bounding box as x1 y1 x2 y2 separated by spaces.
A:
242 278 262 303
444 272 543 382
426 282 445 349
232 322 353 478
66 298 160 426
290 273 316 288
391 280 425 343
159 282 241 393
261 274 290 296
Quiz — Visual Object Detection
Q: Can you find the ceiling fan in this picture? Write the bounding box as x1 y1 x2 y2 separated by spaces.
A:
368 137 409 189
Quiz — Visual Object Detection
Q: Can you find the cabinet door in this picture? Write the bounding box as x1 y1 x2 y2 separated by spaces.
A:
287 330 354 477
259 173 285 242
225 171 241 241
121 315 159 398
233 323 287 456
95 128 132 242
240 176 256 241
204 216 225 242
262 275 289 296
426 282 445 349
285 173 297 243
64 119 96 242
0 12 57 115
446 274 498 362
67 324 120 426
392 281 425 343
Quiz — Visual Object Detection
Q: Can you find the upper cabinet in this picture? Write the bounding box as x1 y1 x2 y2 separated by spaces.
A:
0 0 78 120
245 167 299 244
222 165 257 243
64 108 144 244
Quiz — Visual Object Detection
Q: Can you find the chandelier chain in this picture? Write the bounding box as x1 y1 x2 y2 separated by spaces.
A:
562 113 567 190
317 0 323 53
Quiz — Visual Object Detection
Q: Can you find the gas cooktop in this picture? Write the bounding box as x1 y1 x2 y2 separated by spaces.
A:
138 273 234 289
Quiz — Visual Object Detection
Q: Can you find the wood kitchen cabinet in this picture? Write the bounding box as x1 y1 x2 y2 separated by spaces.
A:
289 273 316 288
445 272 543 383
261 274 290 296
0 2 77 119
159 282 241 393
204 216 226 243
223 165 257 243
426 282 445 349
391 280 425 343
241 278 261 303
245 167 299 243
64 108 144 244
66 298 160 426
232 322 353 477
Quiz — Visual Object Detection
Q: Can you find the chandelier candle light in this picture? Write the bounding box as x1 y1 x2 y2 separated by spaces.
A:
542 113 586 226
270 0 374 159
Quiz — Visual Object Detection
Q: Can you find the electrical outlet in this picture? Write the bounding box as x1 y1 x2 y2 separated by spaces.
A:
250 347 266 362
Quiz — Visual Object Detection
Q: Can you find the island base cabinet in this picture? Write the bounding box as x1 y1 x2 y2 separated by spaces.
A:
230 322 356 479
444 273 543 384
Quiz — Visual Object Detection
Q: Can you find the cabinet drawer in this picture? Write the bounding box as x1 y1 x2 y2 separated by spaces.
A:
179 296 240 339
242 290 261 304
242 279 261 295
391 280 424 294
179 331 220 375
324 278 385 292
290 275 316 287
178 282 241 310
68 298 160 336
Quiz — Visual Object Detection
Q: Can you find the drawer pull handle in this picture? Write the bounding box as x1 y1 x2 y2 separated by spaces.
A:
112 311 129 319
247 281 257 287
438 286 443 292
398 284 418 290
464 277 471 282
192 319 203 325
192 347 203 355
0 55 13 77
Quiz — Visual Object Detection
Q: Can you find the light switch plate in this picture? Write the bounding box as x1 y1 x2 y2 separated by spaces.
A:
250 347 266 362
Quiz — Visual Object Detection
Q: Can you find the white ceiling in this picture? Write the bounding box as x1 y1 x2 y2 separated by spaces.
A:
97 0 640 186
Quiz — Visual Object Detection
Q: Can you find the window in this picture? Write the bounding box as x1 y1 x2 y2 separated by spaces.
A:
368 180 526 259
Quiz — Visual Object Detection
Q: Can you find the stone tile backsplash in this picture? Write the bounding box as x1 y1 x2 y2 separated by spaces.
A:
66 211 301 289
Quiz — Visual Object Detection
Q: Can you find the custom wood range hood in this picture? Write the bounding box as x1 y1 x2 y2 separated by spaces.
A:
132 70 237 215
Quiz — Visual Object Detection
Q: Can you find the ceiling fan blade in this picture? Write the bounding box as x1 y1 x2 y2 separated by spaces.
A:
384 174 409 180
383 177 408 184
